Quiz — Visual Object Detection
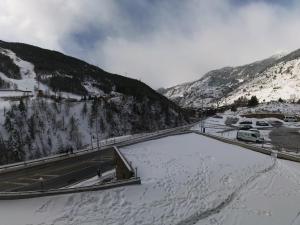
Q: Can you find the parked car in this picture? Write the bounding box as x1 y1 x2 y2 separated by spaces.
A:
239 121 253 125
256 121 269 126
212 115 223 119
284 116 298 122
249 129 260 135
237 130 264 143
269 120 283 127
239 125 253 130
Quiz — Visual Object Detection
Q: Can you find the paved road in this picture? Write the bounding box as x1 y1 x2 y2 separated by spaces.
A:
0 148 115 192
270 127 300 152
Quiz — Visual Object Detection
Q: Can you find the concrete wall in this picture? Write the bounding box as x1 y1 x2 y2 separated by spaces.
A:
0 178 141 200
114 147 134 180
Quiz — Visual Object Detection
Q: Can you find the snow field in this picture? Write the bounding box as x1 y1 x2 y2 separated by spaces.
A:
0 48 38 92
196 159 300 225
0 133 274 225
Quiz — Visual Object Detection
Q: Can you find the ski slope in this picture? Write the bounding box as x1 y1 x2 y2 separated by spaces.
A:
0 133 300 225
0 47 38 91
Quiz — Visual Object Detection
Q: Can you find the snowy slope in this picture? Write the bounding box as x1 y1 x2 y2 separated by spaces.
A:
0 48 36 91
0 133 287 225
225 58 300 104
162 50 300 108
0 40 190 164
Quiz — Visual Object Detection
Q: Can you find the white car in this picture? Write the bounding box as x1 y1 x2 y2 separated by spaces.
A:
237 130 264 143
284 116 298 122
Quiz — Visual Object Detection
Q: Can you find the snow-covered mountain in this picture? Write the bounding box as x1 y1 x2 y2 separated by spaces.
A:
0 40 189 164
161 50 300 108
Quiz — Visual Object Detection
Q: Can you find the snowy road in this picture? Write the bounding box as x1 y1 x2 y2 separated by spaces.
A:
0 133 300 225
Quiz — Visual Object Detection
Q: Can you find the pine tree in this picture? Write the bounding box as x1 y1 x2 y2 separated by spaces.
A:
90 98 99 127
18 99 25 112
81 102 88 118
248 96 259 107
69 116 82 149
28 115 36 139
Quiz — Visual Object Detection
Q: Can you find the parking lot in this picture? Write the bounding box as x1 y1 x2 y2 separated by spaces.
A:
270 127 300 152
198 115 300 153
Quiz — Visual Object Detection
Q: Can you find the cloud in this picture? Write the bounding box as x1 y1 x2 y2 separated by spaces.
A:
0 0 116 49
0 0 300 88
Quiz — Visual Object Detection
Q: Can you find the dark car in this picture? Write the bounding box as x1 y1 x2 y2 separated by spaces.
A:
239 125 253 130
256 121 269 126
239 121 253 125
269 120 283 127
212 115 223 119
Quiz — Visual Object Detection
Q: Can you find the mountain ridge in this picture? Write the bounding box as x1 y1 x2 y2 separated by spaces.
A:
162 49 300 108
0 40 190 164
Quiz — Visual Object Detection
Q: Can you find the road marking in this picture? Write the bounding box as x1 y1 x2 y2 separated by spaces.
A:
39 174 59 178
18 178 41 182
88 160 112 163
31 174 58 179
3 181 29 186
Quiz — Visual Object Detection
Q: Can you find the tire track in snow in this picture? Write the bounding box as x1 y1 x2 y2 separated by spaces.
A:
290 211 300 225
175 158 277 225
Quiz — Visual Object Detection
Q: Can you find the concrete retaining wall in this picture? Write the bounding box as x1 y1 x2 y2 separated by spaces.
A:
0 178 141 200
114 147 135 180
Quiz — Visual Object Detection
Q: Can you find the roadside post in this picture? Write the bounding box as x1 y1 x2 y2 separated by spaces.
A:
135 167 138 178
39 177 44 191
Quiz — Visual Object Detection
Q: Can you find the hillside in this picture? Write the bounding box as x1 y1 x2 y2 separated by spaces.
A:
0 40 190 164
162 50 300 108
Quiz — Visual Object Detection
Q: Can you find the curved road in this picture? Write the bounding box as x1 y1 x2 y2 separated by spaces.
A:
0 148 115 192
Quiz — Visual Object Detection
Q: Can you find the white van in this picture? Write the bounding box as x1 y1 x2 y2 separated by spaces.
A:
284 116 297 122
237 130 264 143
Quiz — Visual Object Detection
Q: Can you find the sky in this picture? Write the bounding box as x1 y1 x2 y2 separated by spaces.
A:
0 0 300 89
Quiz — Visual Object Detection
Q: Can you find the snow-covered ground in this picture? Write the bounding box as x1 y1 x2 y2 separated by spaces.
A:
196 160 300 225
224 58 300 105
234 102 300 117
2 133 299 225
